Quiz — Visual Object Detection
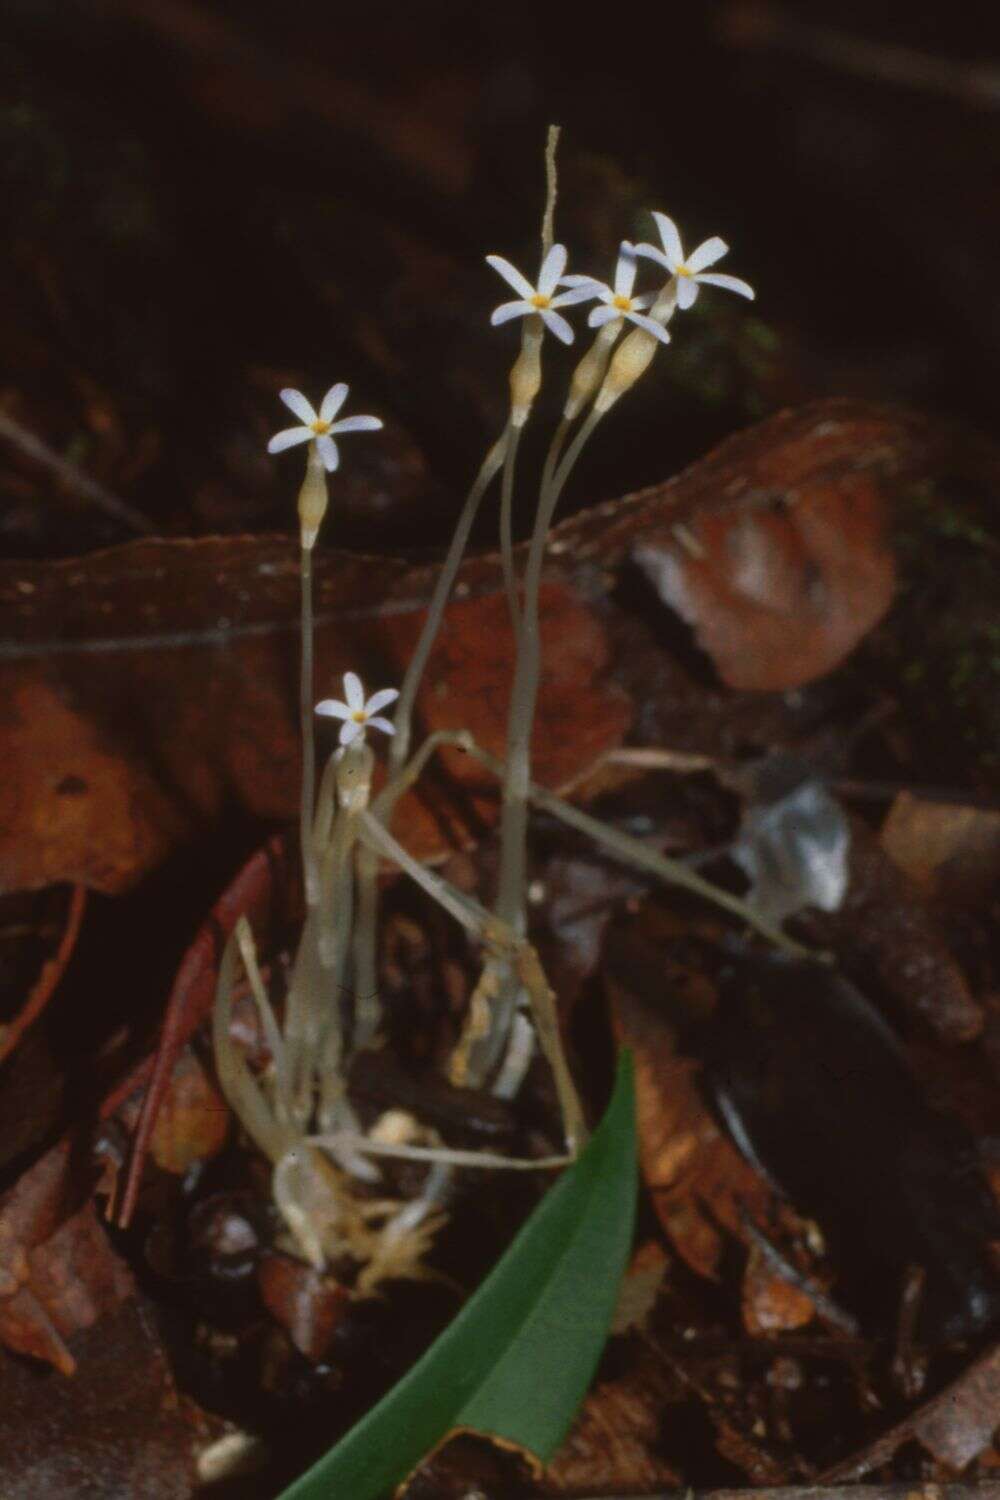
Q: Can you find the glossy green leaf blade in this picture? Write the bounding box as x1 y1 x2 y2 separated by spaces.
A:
278 1051 637 1500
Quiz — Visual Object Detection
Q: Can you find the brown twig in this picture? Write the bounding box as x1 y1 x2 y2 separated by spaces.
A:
0 408 152 535
0 885 87 1065
720 3 1000 110
819 1338 1000 1479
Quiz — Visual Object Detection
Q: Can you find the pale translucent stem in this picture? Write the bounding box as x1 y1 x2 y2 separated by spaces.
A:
388 438 506 779
465 737 813 959
283 909 324 1130
371 730 472 821
540 417 570 500
495 407 603 933
283 747 341 1124
356 810 586 1153
481 409 604 1079
358 811 485 936
315 744 373 1123
498 425 523 630
351 841 380 1050
234 916 290 1126
354 439 506 1081
310 1132 571 1172
212 931 297 1166
300 544 319 907
352 730 473 1049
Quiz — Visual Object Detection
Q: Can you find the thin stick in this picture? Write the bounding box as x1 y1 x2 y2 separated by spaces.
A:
0 885 86 1065
542 124 561 256
0 407 152 535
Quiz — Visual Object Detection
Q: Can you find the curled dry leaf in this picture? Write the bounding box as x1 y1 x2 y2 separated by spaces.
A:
604 925 781 1280
0 399 925 896
0 1141 131 1375
880 791 1000 909
148 1047 230 1176
742 1243 817 1337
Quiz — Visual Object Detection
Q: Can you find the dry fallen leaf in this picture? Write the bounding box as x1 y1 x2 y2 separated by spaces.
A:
0 398 922 896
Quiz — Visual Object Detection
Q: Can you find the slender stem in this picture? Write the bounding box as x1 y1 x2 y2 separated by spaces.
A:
356 443 503 1053
540 416 570 499
388 437 506 779
466 737 814 959
300 545 319 906
495 407 602 934
498 424 522 630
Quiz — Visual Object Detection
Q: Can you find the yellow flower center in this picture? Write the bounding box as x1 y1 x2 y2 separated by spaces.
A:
530 293 551 309
310 419 331 435
612 294 632 311
351 710 367 723
675 264 692 278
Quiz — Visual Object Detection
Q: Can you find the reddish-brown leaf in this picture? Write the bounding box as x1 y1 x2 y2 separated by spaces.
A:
0 399 928 896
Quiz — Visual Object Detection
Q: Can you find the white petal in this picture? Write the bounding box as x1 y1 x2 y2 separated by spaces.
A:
339 719 363 746
631 292 654 310
267 426 312 454
614 243 638 298
364 687 399 715
651 213 683 266
490 300 530 327
588 304 619 327
279 388 318 424
676 275 700 310
687 236 728 272
695 271 755 300
316 435 339 471
366 716 396 737
633 241 673 273
319 382 349 422
551 285 600 308
315 698 351 720
486 255 535 299
538 242 568 297
541 308 574 344
343 671 365 711
329 414 383 434
559 273 604 288
626 310 672 343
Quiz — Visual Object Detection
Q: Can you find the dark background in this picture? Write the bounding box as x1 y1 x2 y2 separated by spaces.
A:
2 1 998 561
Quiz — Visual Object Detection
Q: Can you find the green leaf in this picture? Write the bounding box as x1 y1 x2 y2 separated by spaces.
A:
277 1051 637 1500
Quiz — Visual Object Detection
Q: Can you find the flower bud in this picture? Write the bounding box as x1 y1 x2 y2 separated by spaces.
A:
297 447 328 550
564 321 618 420
593 325 659 414
509 318 544 427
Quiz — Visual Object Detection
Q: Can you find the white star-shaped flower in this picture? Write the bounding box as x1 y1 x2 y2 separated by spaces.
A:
486 243 593 345
560 242 671 345
267 385 383 472
634 214 755 311
315 672 398 746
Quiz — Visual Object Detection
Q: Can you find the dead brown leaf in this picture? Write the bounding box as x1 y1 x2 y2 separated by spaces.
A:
0 399 926 896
